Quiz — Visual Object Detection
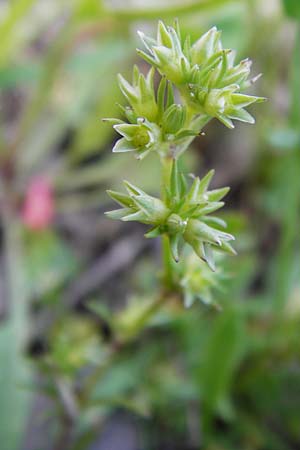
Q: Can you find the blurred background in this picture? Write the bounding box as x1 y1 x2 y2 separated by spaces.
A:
0 0 300 449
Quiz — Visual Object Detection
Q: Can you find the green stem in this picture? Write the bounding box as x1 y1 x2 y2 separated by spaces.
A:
161 156 175 289
162 234 174 289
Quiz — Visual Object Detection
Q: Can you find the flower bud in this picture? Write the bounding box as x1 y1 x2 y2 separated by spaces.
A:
112 120 161 159
118 68 158 122
162 104 186 134
190 27 222 65
138 23 190 85
132 126 151 148
167 213 187 234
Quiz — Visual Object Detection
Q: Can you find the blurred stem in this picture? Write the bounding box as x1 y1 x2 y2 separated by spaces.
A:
0 178 32 449
52 375 79 450
7 20 75 169
290 23 300 127
0 0 37 67
0 179 29 341
54 376 79 422
103 0 234 21
273 23 300 310
273 151 300 310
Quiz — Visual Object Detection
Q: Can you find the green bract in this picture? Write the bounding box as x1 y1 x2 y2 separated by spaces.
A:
106 160 235 271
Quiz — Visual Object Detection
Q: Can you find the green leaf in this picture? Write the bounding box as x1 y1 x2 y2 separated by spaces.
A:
117 73 138 103
198 169 215 195
105 208 133 220
157 76 167 119
0 221 33 450
107 190 132 207
213 240 237 256
112 138 135 153
194 201 224 216
228 108 255 124
157 20 172 47
203 243 215 272
144 226 162 238
114 123 139 139
190 238 206 262
122 210 148 222
123 180 147 196
166 81 175 107
216 113 235 129
207 187 230 202
186 177 200 203
196 309 245 425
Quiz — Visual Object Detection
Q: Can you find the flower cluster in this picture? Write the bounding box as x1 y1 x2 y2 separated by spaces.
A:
179 252 225 307
105 20 264 278
105 67 198 159
138 21 265 128
106 160 235 271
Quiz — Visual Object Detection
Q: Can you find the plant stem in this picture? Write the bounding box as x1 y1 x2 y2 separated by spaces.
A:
161 155 175 289
162 234 174 289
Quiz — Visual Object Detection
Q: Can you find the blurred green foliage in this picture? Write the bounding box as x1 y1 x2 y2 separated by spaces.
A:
0 1 300 450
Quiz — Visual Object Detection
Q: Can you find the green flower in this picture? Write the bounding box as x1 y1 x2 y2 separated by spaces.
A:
137 21 266 128
137 20 190 85
106 160 235 270
105 66 198 159
187 67 265 128
112 117 161 160
117 66 159 122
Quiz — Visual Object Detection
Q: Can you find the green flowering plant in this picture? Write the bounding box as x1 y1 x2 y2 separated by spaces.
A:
105 20 264 306
179 252 226 308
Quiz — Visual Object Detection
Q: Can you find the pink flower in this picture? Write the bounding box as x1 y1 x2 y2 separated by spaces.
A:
21 176 55 230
